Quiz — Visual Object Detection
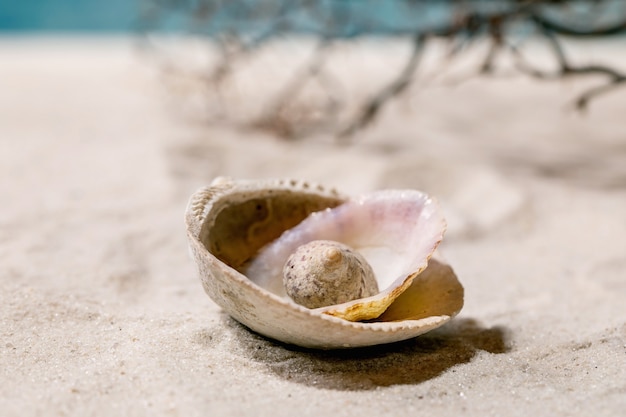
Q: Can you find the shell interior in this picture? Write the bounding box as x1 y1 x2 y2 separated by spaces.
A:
199 183 344 271
244 190 445 321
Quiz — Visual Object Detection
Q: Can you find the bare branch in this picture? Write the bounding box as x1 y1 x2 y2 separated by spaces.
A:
512 21 626 110
253 38 339 139
530 10 626 37
143 0 626 141
576 78 626 110
338 33 426 139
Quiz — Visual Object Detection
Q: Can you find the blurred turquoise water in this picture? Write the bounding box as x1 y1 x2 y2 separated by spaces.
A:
2 0 624 36
0 1 457 34
0 0 138 31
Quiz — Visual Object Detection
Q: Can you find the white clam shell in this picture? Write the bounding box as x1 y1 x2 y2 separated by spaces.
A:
185 177 464 349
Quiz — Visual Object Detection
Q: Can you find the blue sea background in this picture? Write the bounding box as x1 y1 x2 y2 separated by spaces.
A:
0 1 492 34
1 0 623 35
0 0 139 32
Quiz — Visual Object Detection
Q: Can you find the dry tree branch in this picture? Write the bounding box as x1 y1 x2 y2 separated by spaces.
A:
479 14 506 74
205 0 297 85
530 10 626 37
338 33 426 139
575 78 626 109
511 14 626 110
143 0 626 140
253 38 339 138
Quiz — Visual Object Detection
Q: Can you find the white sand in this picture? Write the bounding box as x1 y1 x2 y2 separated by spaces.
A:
1 36 625 416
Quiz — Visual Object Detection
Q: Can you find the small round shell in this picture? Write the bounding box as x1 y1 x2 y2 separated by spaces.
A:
283 240 379 309
185 177 464 349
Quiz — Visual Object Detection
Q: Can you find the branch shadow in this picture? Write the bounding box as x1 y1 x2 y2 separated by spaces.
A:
196 314 511 391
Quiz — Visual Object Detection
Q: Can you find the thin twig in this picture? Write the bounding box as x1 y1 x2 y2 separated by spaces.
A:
531 11 626 37
253 38 338 138
512 22 626 109
338 33 426 140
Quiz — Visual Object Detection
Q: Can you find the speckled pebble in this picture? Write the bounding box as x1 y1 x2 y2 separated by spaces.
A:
282 240 379 308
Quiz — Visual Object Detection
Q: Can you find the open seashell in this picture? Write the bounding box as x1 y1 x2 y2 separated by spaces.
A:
185 177 464 349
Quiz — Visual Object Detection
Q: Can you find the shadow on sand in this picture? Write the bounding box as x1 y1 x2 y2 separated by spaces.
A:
195 315 511 391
